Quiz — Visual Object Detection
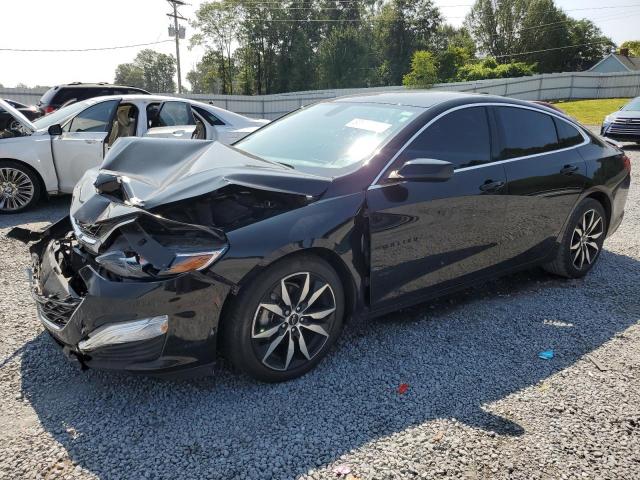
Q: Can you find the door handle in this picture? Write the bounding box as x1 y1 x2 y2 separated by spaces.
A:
560 164 579 175
84 139 98 144
172 130 185 136
479 180 505 193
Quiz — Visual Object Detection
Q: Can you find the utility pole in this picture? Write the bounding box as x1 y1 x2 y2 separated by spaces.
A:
167 0 187 94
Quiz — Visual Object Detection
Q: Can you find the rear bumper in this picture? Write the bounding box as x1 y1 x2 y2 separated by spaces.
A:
24 219 232 376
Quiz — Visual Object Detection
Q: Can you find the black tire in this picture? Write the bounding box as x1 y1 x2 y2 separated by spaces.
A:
0 160 42 213
543 198 607 278
222 254 345 382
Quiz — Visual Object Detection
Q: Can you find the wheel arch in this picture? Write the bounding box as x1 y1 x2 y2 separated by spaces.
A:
216 247 360 351
584 189 612 230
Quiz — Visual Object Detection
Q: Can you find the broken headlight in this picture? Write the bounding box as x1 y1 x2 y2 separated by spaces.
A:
95 214 227 279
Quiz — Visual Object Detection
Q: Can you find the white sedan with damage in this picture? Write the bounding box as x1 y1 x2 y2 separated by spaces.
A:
0 95 268 212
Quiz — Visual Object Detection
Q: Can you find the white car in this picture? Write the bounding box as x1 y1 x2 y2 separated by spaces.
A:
0 95 268 212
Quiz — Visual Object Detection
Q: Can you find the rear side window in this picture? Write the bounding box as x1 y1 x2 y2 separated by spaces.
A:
152 101 195 127
495 107 558 159
66 100 118 133
554 118 583 148
192 106 225 126
399 106 491 169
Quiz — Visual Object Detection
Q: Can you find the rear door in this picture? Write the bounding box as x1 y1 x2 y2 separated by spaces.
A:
144 101 196 139
367 106 508 308
492 106 587 264
51 99 119 192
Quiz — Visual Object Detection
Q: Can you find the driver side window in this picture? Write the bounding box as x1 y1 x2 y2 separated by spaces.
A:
397 106 492 170
66 100 118 133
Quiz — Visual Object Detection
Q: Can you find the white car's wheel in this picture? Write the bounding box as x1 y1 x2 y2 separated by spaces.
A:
0 161 42 213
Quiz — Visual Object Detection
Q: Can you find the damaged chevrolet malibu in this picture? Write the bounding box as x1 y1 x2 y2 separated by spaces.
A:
11 92 631 382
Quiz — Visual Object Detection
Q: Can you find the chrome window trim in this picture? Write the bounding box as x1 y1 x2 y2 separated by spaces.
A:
370 102 590 187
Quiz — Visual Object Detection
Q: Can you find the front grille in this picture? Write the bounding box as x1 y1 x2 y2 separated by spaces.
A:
609 117 640 135
35 294 81 328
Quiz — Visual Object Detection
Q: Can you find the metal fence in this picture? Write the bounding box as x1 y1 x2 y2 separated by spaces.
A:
3 71 640 120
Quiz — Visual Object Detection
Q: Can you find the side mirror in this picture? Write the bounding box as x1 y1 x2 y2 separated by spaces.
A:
389 158 454 182
47 124 63 136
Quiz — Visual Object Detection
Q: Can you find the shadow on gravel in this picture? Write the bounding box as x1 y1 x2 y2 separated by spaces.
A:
16 249 640 479
0 196 69 230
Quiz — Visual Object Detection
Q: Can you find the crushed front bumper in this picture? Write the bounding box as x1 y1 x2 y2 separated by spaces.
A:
15 217 232 377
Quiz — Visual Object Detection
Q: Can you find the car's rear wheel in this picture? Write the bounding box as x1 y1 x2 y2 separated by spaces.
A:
222 255 344 382
0 160 41 213
543 198 606 278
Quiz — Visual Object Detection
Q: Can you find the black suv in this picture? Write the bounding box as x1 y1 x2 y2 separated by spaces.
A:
37 82 150 114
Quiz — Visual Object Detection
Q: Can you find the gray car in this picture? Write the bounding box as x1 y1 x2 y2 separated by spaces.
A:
601 97 640 143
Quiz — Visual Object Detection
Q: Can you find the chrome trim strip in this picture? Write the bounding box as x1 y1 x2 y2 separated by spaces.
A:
37 307 62 332
369 102 590 187
70 215 135 253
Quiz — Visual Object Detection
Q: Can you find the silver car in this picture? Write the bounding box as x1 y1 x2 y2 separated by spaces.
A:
601 96 640 144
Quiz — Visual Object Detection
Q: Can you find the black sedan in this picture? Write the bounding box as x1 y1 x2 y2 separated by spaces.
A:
0 99 41 130
11 92 631 382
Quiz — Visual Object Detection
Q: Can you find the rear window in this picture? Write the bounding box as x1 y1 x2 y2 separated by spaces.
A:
38 87 58 106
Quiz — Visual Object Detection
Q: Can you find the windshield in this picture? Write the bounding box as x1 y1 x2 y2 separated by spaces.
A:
235 102 422 171
622 97 640 111
32 101 91 130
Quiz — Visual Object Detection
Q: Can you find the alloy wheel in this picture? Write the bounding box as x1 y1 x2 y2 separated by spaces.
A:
251 271 337 371
570 209 604 270
0 167 34 211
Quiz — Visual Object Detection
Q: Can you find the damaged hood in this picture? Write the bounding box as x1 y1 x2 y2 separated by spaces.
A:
0 98 36 134
72 137 332 224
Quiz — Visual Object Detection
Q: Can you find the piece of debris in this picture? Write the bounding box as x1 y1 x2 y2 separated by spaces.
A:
586 355 608 372
433 430 445 443
538 350 554 360
333 464 352 476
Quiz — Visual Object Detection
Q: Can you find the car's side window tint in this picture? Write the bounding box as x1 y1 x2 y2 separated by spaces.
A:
68 100 118 133
192 105 225 126
153 101 195 128
399 106 491 169
495 107 559 159
554 117 583 148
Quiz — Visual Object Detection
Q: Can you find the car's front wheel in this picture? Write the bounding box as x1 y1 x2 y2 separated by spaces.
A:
222 254 345 382
543 198 607 278
0 160 41 213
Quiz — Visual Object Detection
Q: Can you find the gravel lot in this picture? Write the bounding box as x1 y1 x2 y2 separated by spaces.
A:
1 145 639 480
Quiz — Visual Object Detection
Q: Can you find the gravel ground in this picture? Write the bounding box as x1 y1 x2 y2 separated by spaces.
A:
0 145 639 480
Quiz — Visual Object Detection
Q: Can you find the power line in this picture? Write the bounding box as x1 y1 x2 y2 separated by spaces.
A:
494 40 615 59
0 39 173 53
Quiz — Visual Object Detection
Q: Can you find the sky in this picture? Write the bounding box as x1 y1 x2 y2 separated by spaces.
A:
1 0 639 89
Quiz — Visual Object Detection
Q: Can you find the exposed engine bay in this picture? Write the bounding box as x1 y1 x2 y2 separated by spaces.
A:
152 185 309 231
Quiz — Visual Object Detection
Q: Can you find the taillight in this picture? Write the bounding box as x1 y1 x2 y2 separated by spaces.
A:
623 154 631 172
43 106 56 114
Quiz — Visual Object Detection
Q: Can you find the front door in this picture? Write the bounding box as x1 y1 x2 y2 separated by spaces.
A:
52 100 119 192
367 106 508 308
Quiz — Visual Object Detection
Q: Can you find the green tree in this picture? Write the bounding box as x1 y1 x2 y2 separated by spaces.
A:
565 19 615 71
403 50 438 88
191 0 241 94
465 0 528 61
457 57 536 81
437 46 471 82
186 50 222 93
318 27 370 88
114 49 176 92
114 63 145 89
621 40 640 56
374 0 443 85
